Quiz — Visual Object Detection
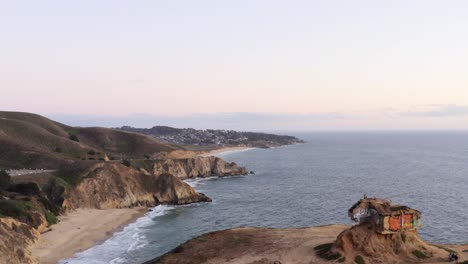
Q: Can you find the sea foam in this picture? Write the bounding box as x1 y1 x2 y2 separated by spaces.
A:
59 205 175 264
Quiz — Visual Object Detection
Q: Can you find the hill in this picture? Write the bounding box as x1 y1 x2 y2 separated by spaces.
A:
119 125 305 150
0 111 182 169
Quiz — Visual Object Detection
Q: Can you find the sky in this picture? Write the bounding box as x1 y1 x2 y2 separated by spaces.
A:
1 0 467 131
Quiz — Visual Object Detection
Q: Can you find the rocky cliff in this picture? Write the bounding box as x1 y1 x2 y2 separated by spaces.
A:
61 163 211 210
152 156 249 179
0 217 41 264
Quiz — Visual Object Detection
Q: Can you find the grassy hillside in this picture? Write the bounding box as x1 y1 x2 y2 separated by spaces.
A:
0 111 182 169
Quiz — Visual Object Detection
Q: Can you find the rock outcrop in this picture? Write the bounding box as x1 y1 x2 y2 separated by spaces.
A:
62 163 211 210
330 224 447 263
0 217 41 264
153 156 249 179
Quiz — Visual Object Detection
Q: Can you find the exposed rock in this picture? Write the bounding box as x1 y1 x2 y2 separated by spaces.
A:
153 156 249 179
0 217 40 264
62 163 211 210
331 224 447 263
152 174 211 205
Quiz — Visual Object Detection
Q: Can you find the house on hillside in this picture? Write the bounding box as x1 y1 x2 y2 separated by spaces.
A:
348 196 422 234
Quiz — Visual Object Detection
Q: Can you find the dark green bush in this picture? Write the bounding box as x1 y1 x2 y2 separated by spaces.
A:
412 250 429 259
87 150 96 155
43 177 68 210
355 255 365 264
0 200 32 221
121 160 131 167
7 182 41 196
53 164 87 186
43 209 58 225
0 170 11 190
69 134 79 142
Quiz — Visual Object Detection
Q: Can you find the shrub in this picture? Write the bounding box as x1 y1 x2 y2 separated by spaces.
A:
87 150 96 155
0 200 32 221
121 160 131 167
53 164 87 186
43 177 68 210
355 255 365 264
69 134 79 142
7 182 41 196
0 170 11 190
55 147 62 153
412 250 429 259
43 210 58 225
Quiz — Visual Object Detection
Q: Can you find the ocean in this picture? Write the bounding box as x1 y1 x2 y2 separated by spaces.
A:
60 132 468 264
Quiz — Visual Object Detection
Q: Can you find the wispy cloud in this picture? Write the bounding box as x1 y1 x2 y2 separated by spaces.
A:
400 105 468 117
46 106 468 131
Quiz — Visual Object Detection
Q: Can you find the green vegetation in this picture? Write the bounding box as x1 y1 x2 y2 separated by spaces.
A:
69 133 79 142
401 233 406 243
53 164 88 186
0 111 181 168
43 176 69 210
43 209 58 225
412 250 429 259
431 244 456 254
314 243 342 261
354 255 365 264
0 200 33 221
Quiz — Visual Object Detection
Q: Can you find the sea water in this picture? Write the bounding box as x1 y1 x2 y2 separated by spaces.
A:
61 132 468 264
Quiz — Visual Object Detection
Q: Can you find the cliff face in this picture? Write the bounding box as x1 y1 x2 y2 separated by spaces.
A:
0 217 41 264
331 224 447 263
153 156 249 179
62 163 211 210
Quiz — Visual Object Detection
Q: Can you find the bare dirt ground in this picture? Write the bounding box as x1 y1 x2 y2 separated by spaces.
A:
151 225 468 264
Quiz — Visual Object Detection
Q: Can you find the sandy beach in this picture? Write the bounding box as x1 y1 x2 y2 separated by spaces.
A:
31 208 146 264
199 146 255 157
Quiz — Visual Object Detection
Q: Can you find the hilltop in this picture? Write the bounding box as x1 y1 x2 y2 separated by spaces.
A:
0 111 181 169
119 125 304 150
146 198 468 264
0 111 254 264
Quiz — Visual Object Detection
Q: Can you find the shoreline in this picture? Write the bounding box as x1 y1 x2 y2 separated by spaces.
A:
198 146 255 157
31 207 147 264
144 225 468 264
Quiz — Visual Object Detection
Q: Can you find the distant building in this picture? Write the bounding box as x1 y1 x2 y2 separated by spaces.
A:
348 197 422 234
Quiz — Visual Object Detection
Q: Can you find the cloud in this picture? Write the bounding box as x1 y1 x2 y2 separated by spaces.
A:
400 105 468 117
45 106 468 132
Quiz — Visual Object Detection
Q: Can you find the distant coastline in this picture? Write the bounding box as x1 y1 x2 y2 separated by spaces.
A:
198 146 256 157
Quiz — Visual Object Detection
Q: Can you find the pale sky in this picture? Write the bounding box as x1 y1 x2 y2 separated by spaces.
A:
1 1 467 130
